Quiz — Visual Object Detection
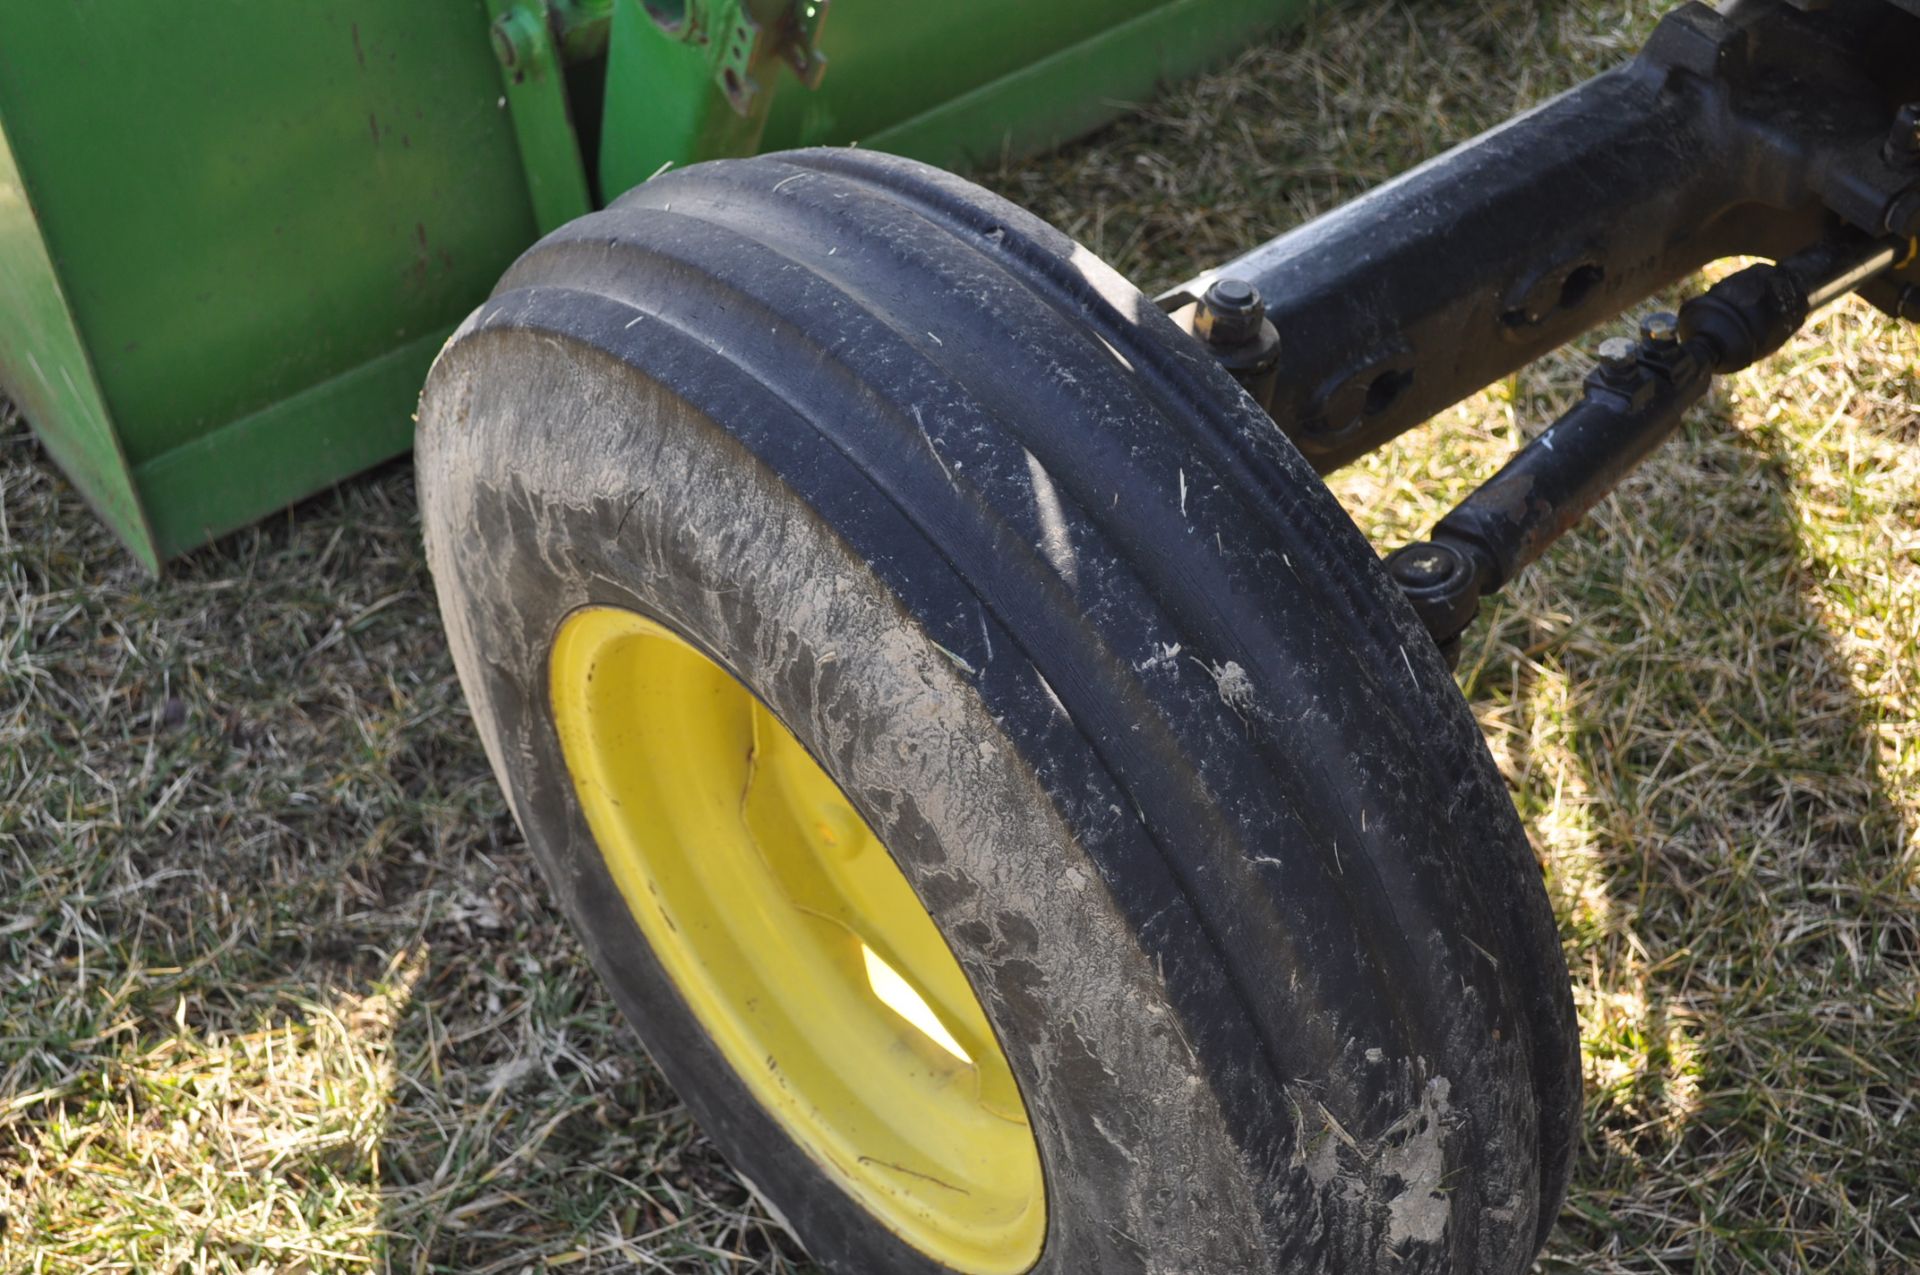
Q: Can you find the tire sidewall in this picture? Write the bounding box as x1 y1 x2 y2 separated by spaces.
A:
420 332 1276 1274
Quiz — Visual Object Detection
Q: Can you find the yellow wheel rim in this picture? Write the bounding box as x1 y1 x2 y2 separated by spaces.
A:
548 606 1046 1273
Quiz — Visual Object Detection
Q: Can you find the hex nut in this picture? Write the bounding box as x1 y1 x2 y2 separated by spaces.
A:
1639 311 1680 344
1597 336 1639 375
1195 278 1266 347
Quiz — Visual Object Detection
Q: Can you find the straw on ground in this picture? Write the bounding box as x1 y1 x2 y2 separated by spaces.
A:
3 0 1916 1269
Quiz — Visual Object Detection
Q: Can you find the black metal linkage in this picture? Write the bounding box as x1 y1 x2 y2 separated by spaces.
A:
1166 0 1920 470
1383 233 1903 660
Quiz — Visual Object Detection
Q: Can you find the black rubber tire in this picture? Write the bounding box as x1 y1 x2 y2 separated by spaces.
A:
417 148 1579 1274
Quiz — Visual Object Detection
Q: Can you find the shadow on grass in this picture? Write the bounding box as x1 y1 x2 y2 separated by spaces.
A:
1463 384 1920 1270
0 412 812 1272
6 0 1913 1263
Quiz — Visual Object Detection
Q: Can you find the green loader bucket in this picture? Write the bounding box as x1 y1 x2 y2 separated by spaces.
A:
0 0 1296 571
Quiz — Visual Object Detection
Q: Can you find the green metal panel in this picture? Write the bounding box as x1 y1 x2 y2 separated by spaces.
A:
858 0 1298 168
133 328 456 561
600 0 1299 198
1 0 1299 568
0 2 541 563
0 116 158 570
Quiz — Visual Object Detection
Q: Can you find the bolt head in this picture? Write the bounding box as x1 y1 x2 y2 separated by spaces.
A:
1205 277 1258 310
1597 336 1639 374
1389 542 1460 591
1195 277 1266 346
1639 311 1679 344
490 20 519 68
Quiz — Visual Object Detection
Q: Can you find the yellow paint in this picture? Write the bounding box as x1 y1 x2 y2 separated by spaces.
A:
548 607 1045 1273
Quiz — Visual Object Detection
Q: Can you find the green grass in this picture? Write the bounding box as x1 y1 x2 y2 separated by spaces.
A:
3 0 1917 1269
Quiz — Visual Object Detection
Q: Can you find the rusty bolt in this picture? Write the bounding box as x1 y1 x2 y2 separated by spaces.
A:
490 8 543 75
1639 311 1679 345
1597 336 1639 376
1195 277 1266 347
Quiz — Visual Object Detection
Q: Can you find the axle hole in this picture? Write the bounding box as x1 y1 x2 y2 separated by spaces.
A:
1365 369 1413 416
1558 264 1605 312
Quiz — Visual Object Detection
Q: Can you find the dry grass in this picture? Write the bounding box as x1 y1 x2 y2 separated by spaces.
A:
3 0 1917 1269
0 438 806 1272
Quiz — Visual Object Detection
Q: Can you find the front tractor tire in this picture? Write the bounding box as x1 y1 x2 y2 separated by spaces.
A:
417 148 1579 1275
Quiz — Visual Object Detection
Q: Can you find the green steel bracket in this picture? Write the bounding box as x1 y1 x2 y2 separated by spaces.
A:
644 0 829 114
599 0 834 196
485 0 596 232
729 0 830 103
781 0 830 92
